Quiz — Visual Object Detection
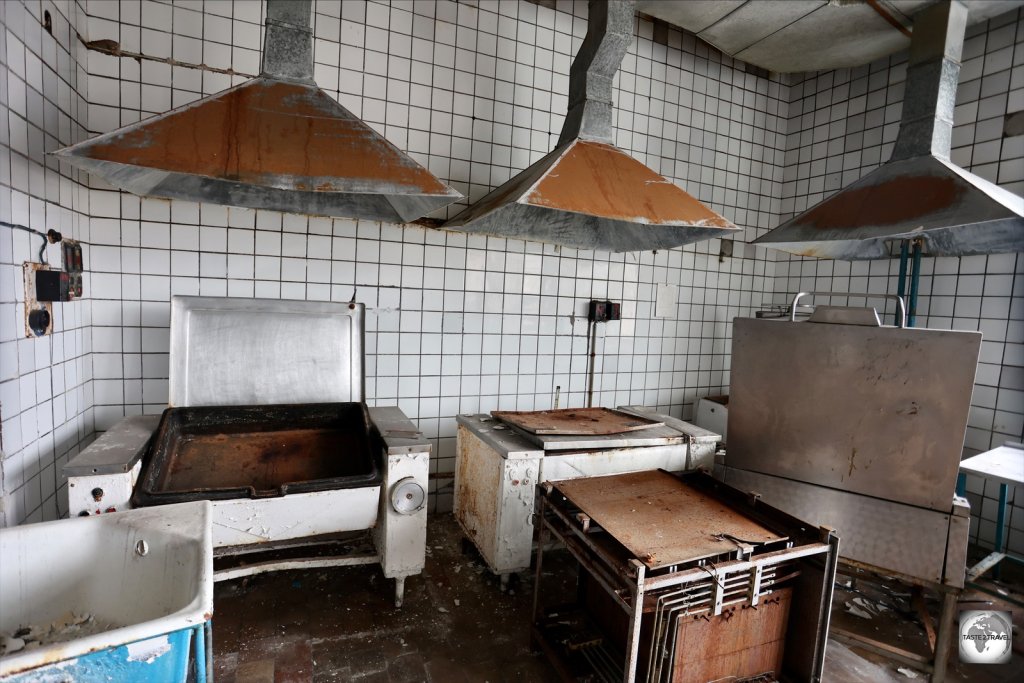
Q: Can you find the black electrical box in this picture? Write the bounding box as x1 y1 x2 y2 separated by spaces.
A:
36 270 72 302
62 240 84 298
588 300 621 323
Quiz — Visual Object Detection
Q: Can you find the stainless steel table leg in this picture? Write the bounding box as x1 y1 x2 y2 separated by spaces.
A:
623 559 646 683
995 483 1008 580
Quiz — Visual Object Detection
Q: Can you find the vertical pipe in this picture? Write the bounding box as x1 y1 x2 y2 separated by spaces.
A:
955 472 966 497
205 621 214 683
896 240 909 325
193 624 208 683
908 240 922 328
586 322 597 408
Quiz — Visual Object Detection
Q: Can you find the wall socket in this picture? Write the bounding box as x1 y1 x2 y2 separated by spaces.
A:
23 262 53 337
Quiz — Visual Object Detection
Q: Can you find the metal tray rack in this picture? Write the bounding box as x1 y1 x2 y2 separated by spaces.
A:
532 470 839 683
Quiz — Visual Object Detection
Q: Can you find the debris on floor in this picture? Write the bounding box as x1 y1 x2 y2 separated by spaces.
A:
209 515 1024 683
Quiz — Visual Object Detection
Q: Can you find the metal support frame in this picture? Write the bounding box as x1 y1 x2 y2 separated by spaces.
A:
958 451 1024 603
532 477 837 683
964 481 1024 592
624 560 646 683
213 554 380 583
995 482 1008 580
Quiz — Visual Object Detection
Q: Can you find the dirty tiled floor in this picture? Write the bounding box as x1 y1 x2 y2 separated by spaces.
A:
212 515 563 683
212 515 1023 682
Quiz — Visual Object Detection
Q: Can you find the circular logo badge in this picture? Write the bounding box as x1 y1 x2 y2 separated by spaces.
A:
959 610 1012 664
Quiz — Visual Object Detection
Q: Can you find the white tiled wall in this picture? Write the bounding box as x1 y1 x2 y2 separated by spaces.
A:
76 0 786 514
0 0 1021 560
0 0 94 526
2 0 789 520
771 9 1024 554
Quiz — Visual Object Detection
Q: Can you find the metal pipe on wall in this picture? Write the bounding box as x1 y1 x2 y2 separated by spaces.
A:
908 240 923 327
586 322 598 408
896 240 909 326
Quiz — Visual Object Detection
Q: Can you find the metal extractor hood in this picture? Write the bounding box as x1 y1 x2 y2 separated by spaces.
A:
443 0 739 252
753 0 1024 260
52 0 461 223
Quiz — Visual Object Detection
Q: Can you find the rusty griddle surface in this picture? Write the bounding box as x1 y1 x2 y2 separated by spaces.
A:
132 402 380 506
491 407 663 435
552 470 785 569
166 429 359 492
73 78 450 194
525 140 734 226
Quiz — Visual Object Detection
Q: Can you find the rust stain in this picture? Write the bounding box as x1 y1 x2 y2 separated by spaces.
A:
455 427 500 551
78 78 449 194
135 403 376 502
525 140 733 227
492 407 662 435
552 470 785 569
798 174 963 230
162 428 367 494
5 640 110 675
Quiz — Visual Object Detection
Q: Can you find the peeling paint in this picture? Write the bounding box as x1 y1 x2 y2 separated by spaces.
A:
125 635 170 663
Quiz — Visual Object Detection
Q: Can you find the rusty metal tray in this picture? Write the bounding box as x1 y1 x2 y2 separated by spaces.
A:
132 402 380 506
551 470 786 569
492 407 663 435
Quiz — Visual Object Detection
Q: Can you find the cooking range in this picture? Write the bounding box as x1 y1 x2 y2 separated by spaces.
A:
65 296 430 606
455 407 719 589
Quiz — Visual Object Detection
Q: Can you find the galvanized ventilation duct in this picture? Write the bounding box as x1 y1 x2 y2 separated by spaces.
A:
52 0 461 223
444 0 739 252
754 0 1024 259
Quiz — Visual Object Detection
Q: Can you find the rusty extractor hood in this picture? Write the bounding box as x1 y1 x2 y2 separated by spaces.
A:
443 1 739 252
754 0 1024 260
52 0 461 223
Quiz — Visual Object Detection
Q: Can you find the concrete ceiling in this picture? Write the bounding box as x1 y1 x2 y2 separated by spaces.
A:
637 0 1023 73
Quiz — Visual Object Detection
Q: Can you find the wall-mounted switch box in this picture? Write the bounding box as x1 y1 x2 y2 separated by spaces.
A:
36 269 72 301
23 263 53 336
588 300 621 323
62 239 84 298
